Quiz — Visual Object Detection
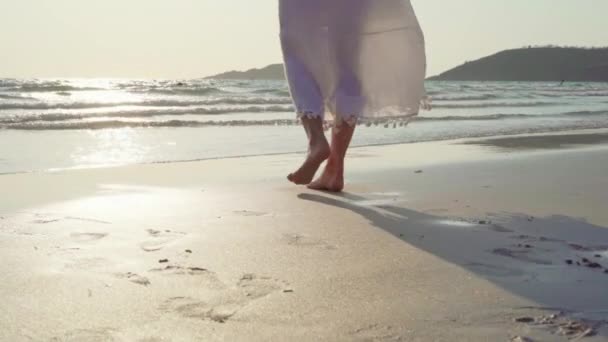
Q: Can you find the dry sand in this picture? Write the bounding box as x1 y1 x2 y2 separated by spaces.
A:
1 130 608 341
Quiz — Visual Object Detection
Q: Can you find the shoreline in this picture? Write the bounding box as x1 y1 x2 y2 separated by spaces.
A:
2 127 608 176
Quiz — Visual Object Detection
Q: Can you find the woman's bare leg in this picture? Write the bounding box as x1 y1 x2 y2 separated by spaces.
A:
287 117 330 185
308 122 356 192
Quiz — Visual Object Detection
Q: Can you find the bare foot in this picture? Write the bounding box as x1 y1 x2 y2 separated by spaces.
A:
287 140 330 185
307 161 344 192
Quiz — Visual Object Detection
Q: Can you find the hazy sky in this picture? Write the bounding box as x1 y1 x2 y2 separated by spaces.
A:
1 0 607 79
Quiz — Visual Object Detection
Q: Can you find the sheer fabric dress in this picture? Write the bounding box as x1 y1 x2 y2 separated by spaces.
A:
279 0 428 126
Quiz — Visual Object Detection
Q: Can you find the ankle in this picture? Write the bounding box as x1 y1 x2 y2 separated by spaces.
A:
326 157 343 170
310 138 329 151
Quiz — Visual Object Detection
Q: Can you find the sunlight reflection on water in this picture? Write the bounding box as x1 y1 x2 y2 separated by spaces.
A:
71 128 150 167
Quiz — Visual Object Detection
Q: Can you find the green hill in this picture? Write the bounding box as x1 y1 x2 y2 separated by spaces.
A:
208 47 608 82
429 47 608 82
207 64 285 80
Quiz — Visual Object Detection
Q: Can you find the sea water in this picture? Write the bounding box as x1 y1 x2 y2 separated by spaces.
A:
1 78 607 173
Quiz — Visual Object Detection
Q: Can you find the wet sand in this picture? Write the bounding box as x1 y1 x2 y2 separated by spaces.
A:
462 130 608 150
1 129 608 341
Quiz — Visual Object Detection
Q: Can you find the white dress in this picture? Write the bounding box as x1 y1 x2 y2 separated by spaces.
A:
279 0 429 126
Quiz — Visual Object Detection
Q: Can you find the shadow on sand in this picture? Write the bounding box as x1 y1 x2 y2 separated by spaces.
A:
299 192 608 334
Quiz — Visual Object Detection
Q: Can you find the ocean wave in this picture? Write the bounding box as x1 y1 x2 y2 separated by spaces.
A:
430 94 500 101
128 87 225 96
0 105 296 124
561 110 608 117
0 79 21 88
3 110 608 130
416 111 608 121
5 115 608 131
2 109 606 126
0 94 35 100
535 91 608 98
0 97 293 110
0 97 576 112
1 119 302 130
416 114 534 121
252 88 291 96
434 101 558 109
9 84 105 92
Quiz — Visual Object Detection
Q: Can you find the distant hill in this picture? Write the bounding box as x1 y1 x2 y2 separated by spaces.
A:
207 64 285 80
429 47 608 82
208 47 608 82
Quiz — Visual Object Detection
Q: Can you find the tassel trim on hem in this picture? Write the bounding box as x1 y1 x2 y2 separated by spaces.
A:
295 96 431 129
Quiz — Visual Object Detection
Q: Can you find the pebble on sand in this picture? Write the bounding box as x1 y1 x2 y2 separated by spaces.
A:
514 317 535 323
185 249 193 253
415 170 423 174
159 259 169 263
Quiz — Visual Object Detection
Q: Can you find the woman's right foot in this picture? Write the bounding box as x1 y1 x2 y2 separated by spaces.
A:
307 160 344 192
287 139 330 185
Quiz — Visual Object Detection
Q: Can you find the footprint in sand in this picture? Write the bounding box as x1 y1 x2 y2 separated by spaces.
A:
237 273 288 299
115 272 151 287
30 212 62 225
70 232 109 242
160 296 240 323
513 310 605 340
486 224 514 233
492 248 553 265
150 264 225 289
350 324 402 341
467 262 525 278
32 218 61 224
51 328 117 342
233 210 269 217
150 264 212 275
160 274 288 323
31 213 111 225
64 257 110 271
508 234 608 262
568 243 608 252
139 229 186 252
64 216 111 224
284 234 337 250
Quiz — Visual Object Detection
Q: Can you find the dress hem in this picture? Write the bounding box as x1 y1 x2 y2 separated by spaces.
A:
296 96 431 129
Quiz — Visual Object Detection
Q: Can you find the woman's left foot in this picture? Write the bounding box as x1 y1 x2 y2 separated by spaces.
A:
287 139 330 185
